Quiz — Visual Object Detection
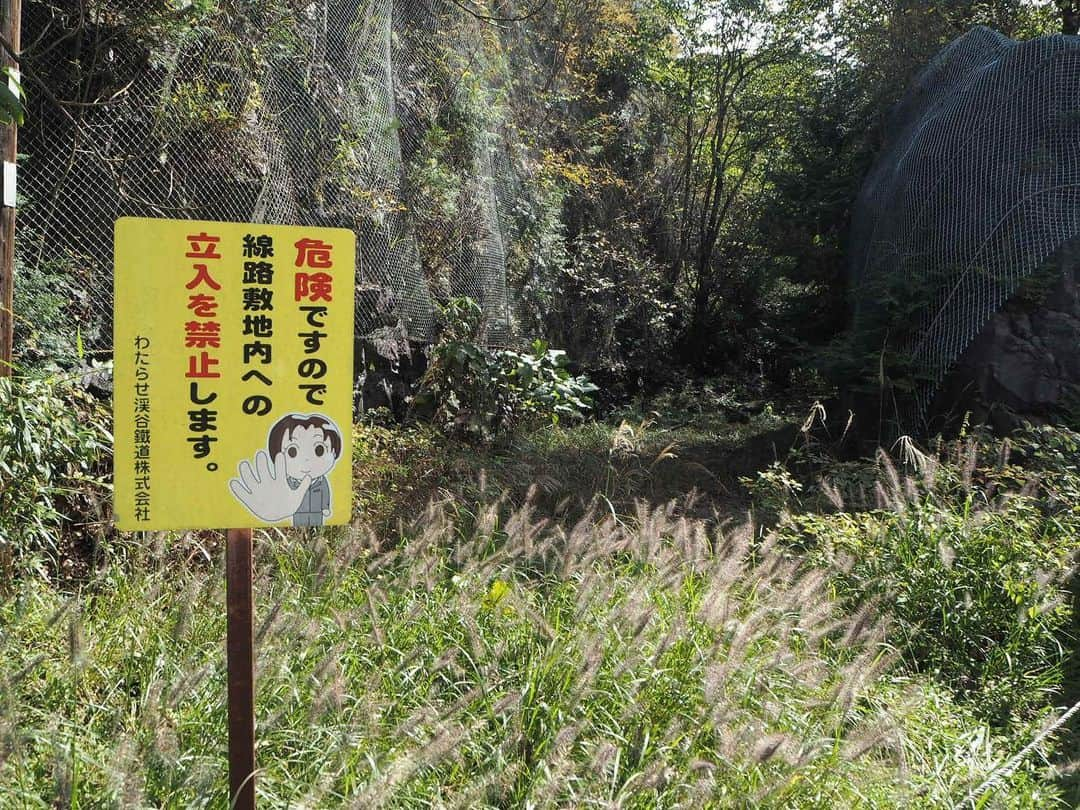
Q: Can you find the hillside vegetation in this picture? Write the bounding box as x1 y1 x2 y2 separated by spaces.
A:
2 373 1080 806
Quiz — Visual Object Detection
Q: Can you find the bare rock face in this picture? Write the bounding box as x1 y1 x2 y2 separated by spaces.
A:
934 242 1080 431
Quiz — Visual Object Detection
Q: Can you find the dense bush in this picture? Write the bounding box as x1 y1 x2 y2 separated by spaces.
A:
11 257 95 370
0 374 111 578
772 427 1080 724
415 297 597 442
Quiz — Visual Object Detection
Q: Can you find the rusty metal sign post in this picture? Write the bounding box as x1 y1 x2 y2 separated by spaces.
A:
226 528 256 809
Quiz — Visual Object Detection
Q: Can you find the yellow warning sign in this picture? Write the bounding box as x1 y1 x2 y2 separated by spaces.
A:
113 218 354 531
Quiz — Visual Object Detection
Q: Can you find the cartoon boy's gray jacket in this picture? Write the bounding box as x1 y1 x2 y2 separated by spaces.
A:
288 476 329 526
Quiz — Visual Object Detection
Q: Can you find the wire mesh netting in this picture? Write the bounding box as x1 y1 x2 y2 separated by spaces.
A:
850 26 1080 432
19 0 533 361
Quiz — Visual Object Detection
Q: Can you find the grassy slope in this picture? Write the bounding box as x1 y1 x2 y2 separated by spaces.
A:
351 403 799 535
1 405 1076 807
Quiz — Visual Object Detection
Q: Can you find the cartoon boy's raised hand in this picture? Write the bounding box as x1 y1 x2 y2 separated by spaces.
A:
229 450 311 523
229 413 343 526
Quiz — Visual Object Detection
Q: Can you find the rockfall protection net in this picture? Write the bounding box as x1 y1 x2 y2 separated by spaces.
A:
18 0 530 361
850 26 1080 432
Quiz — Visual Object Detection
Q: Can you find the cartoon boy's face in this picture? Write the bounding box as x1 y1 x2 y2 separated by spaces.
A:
281 424 339 480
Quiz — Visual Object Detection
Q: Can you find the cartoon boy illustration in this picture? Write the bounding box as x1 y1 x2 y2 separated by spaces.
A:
229 413 343 527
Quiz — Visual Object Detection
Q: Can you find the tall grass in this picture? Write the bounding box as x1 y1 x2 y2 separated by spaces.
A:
778 427 1080 726
0 498 1057 807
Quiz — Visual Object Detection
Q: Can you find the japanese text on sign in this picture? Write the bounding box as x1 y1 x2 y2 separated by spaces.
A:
114 218 355 532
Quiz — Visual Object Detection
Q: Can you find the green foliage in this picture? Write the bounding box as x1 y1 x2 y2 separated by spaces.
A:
741 459 803 523
0 375 111 579
351 420 457 533
407 124 475 290
11 257 92 370
550 226 675 386
0 501 1059 807
352 392 801 537
415 297 597 442
774 427 1080 725
157 77 241 134
0 66 25 126
1009 423 1080 508
821 262 956 432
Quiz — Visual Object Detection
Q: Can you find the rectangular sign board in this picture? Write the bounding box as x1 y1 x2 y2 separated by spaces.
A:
114 217 354 531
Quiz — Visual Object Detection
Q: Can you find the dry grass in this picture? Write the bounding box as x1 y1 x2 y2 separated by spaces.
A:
0 494 1055 807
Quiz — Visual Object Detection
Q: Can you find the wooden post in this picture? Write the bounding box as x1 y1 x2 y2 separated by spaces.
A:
0 0 19 377
226 528 256 809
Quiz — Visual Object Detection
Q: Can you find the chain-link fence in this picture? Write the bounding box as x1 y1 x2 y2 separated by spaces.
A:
19 0 535 364
850 26 1080 432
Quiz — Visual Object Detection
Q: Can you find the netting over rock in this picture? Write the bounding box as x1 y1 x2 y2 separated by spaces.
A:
19 0 532 356
850 26 1080 431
